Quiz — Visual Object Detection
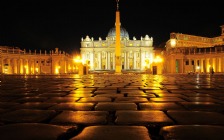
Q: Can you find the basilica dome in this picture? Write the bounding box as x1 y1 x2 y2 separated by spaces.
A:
107 26 129 38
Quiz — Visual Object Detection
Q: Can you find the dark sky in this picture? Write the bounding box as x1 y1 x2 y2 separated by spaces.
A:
0 0 224 54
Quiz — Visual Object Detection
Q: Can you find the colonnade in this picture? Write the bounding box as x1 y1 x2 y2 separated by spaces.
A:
0 56 71 74
166 54 224 73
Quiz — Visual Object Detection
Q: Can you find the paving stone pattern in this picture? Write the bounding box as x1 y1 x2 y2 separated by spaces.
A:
1 74 224 139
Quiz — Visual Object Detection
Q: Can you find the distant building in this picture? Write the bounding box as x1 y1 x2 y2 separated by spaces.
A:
80 27 154 71
0 47 75 74
164 25 224 73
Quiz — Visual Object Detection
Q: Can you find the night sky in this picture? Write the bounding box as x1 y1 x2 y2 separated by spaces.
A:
0 0 223 54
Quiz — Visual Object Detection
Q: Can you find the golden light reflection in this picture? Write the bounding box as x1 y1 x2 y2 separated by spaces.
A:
152 75 165 88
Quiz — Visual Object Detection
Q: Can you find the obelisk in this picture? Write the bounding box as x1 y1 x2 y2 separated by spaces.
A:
115 0 121 73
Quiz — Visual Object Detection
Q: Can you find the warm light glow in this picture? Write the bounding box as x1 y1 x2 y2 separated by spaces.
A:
35 68 39 72
207 64 211 72
144 59 149 69
55 66 61 74
170 39 176 47
24 65 29 74
55 68 59 74
3 68 8 74
153 56 163 63
73 56 82 63
196 66 200 69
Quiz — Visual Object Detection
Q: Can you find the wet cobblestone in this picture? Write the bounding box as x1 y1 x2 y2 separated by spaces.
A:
0 74 224 139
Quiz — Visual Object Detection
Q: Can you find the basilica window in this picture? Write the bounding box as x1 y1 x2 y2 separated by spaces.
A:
41 60 45 65
185 60 189 65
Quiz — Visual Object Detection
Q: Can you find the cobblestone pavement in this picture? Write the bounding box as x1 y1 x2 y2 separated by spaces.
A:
1 73 224 140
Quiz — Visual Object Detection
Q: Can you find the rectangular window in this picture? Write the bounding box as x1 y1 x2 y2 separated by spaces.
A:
185 60 189 65
192 60 194 65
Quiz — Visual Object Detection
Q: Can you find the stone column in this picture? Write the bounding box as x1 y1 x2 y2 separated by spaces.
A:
17 59 21 74
7 59 11 74
207 58 211 73
200 59 203 73
113 53 115 70
0 59 3 74
98 52 101 70
64 60 67 73
13 59 17 74
124 52 127 69
34 59 37 74
221 57 224 72
141 51 146 70
108 52 111 70
105 52 108 69
89 52 94 70
134 52 136 69
28 60 31 74
127 52 130 69
211 57 214 72
170 55 175 73
182 58 185 73
215 57 219 72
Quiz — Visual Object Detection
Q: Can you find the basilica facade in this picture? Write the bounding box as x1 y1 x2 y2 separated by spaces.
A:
164 25 224 74
80 27 155 72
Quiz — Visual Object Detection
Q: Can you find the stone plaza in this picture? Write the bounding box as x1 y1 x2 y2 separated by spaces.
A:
1 73 224 140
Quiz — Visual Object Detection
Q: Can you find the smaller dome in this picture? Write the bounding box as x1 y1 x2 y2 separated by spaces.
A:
107 26 129 38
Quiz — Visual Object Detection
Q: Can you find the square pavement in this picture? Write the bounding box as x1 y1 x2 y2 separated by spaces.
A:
1 74 224 139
